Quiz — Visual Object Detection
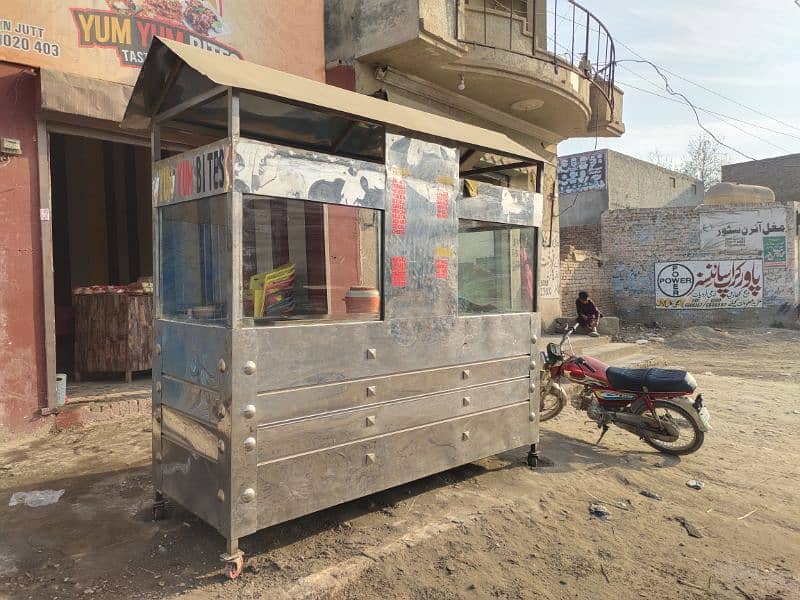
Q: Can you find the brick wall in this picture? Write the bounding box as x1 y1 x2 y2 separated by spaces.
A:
560 224 612 317
722 154 800 204
601 204 799 327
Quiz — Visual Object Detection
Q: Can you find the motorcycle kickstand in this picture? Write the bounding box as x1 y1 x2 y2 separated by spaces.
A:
595 424 610 447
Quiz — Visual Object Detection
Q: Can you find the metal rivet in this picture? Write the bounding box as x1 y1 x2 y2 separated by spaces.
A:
366 385 377 397
243 361 257 375
241 488 256 503
529 361 537 370
462 369 471 379
154 343 161 355
366 415 376 427
217 489 225 503
366 348 377 360
531 335 538 344
155 452 162 462
214 404 226 419
218 358 227 373
529 382 536 393
218 439 226 453
243 436 256 451
242 404 256 419
155 381 162 392
154 412 161 423
462 431 470 441
365 453 376 465
529 412 536 421
462 396 471 407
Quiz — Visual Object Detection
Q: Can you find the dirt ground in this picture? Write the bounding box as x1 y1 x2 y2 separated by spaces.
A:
1 327 799 600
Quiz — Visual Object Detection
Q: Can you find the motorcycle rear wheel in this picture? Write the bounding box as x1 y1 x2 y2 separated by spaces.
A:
636 401 704 456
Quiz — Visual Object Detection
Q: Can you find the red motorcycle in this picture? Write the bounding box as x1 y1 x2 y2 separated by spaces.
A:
540 325 710 455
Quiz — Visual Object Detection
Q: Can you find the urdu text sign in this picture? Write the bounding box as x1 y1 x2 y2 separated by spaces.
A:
655 260 764 309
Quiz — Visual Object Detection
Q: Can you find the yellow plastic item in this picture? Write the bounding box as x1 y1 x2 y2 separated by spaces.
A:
249 264 295 318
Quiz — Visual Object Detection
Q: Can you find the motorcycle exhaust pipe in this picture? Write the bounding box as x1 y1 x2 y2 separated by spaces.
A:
610 412 680 442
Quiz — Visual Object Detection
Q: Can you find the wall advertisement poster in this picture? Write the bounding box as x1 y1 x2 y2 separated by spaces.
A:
655 259 763 309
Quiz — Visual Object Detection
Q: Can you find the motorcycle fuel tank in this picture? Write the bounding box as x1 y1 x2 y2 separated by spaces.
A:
562 355 610 387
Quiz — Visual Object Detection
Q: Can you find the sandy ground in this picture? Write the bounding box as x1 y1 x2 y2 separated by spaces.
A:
1 327 799 600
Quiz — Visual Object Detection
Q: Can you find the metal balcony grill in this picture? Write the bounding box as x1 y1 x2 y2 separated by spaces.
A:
456 0 616 114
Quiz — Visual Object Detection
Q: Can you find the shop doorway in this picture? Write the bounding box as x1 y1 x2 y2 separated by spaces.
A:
49 133 153 385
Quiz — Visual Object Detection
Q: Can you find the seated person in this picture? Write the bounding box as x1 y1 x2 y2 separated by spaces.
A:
576 291 601 337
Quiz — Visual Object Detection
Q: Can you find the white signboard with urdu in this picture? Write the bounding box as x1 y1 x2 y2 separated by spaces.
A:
700 208 786 252
655 260 763 309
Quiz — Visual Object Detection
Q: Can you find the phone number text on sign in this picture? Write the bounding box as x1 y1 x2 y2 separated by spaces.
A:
655 259 763 309
0 20 61 57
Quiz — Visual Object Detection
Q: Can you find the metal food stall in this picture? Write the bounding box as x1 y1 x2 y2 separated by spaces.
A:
123 37 546 578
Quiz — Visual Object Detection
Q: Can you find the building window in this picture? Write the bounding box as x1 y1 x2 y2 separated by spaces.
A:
458 219 536 315
692 184 698 195
670 177 676 188
242 197 382 324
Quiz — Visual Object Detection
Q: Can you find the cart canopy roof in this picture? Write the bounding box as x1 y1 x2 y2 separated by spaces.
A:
123 37 547 166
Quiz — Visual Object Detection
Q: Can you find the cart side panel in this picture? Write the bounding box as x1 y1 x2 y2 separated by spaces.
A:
244 313 530 391
254 402 531 529
154 320 232 534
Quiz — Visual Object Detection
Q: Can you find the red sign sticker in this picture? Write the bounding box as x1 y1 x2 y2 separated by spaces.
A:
391 179 407 235
435 189 449 219
435 258 449 279
391 256 407 287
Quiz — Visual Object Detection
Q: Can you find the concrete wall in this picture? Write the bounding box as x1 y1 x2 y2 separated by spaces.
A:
601 204 799 328
325 0 419 63
0 64 46 431
606 150 702 210
722 153 800 204
558 149 702 227
559 224 612 317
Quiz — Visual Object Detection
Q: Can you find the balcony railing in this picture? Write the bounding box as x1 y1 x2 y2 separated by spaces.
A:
456 0 616 113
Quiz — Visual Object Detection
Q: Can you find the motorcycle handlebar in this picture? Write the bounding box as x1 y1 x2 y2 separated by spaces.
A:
559 324 578 346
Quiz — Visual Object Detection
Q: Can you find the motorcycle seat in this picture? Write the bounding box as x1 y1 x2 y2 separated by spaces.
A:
605 367 697 393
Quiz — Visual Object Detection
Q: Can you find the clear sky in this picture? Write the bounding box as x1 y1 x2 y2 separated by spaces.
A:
557 0 800 166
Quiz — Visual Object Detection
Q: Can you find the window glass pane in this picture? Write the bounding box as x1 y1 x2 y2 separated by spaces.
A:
159 196 230 323
243 197 382 324
458 219 535 314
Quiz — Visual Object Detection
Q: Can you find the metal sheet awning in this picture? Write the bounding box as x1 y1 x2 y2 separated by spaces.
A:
123 37 548 165
41 69 133 124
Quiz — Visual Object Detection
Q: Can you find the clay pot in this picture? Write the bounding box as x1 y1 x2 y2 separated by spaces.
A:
344 286 380 314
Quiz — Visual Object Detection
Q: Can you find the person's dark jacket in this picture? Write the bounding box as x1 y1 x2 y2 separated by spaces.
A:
576 299 599 318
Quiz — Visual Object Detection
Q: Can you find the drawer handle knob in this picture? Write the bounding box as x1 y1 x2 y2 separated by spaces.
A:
462 431 471 441
462 369 471 379
366 415 376 427
462 396 471 407
366 348 377 360
366 385 377 397
365 453 376 464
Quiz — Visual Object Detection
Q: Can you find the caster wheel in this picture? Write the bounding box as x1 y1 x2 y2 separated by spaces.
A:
526 453 539 468
152 502 167 521
224 556 244 579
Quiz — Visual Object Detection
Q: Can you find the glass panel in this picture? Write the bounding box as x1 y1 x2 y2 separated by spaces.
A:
159 196 230 323
458 219 535 314
243 197 382 325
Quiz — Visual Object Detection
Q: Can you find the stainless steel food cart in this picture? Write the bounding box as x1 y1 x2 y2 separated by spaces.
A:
124 37 547 578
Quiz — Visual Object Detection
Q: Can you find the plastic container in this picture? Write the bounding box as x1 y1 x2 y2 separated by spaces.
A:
344 286 380 314
55 374 67 406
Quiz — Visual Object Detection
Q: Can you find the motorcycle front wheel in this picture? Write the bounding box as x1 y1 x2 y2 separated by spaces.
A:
539 384 567 422
636 400 704 456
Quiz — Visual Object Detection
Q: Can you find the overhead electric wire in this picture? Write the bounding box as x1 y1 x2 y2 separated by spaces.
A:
614 58 757 160
615 64 800 144
616 80 794 155
613 37 800 136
